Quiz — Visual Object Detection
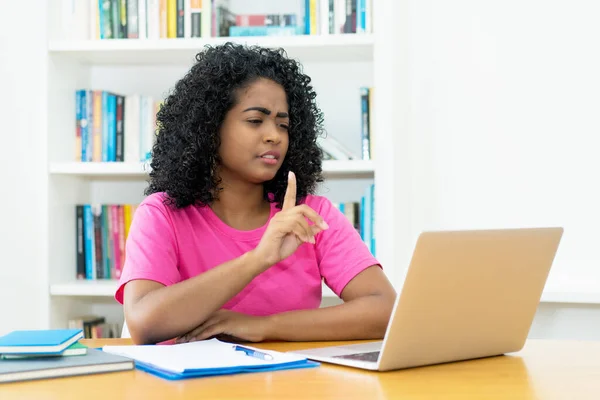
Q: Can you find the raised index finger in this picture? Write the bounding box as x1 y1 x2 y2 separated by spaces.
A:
282 171 297 211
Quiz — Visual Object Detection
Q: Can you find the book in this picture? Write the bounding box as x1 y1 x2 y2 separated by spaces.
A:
0 348 134 384
0 342 87 360
102 338 319 380
0 329 83 355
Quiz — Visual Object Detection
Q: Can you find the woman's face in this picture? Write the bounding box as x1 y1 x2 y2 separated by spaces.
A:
217 78 290 184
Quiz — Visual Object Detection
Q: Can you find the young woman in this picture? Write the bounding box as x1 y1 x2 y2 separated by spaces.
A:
116 42 396 345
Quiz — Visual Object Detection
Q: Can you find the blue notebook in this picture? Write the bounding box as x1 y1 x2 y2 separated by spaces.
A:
103 338 319 380
0 329 83 355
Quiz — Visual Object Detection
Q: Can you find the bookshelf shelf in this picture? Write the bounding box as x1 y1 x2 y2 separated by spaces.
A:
50 280 120 297
49 281 600 304
49 162 151 177
49 160 375 179
48 34 374 65
50 281 338 299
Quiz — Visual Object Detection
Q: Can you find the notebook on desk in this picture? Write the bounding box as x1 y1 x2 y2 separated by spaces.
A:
0 329 83 355
102 338 319 380
0 348 134 383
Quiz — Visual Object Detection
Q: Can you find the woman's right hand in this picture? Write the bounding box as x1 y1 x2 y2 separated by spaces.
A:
253 171 329 269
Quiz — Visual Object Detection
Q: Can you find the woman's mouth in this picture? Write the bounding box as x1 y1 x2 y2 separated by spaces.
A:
260 155 278 165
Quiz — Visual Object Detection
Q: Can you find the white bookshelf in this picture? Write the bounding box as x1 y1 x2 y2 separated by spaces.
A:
49 160 375 179
43 0 395 334
48 281 600 305
50 280 339 299
50 280 120 297
48 34 374 65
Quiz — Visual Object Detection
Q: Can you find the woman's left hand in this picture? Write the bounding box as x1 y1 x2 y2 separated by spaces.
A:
175 309 271 343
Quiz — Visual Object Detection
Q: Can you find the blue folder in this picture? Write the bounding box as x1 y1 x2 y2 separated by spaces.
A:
134 358 319 380
102 338 319 380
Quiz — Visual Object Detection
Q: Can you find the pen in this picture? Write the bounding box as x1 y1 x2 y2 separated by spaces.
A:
232 345 274 361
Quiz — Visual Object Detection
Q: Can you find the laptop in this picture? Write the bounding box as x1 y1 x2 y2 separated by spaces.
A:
290 227 564 371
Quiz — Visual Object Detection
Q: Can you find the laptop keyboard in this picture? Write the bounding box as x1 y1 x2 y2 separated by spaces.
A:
332 351 380 362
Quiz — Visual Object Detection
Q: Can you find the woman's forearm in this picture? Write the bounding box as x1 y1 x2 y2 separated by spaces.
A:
127 250 267 344
265 293 395 341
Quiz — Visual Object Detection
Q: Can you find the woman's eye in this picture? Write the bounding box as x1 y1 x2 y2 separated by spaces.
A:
248 119 262 124
280 124 289 130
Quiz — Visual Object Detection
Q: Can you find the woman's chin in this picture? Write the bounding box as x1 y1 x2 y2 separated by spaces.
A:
247 170 279 184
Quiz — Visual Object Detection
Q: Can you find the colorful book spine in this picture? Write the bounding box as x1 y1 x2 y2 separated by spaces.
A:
76 204 137 280
102 205 112 279
335 184 375 255
83 90 92 162
176 0 185 37
360 87 371 160
118 0 128 38
83 205 96 280
92 91 102 162
107 93 117 162
75 205 86 280
75 90 82 161
127 0 139 38
101 92 109 162
167 0 177 38
99 0 113 39
115 95 124 162
75 90 159 162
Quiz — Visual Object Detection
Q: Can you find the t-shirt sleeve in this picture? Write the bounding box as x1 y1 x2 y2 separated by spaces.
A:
314 197 381 297
114 201 181 304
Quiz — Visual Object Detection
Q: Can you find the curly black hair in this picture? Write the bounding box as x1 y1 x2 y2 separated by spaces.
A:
145 42 325 209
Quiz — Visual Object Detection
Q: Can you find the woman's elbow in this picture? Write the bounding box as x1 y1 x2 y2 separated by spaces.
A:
125 311 156 345
122 280 170 344
123 300 170 345
375 293 396 337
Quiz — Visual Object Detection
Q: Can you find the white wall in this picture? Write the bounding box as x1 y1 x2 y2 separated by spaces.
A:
398 0 600 339
407 0 600 293
0 4 49 335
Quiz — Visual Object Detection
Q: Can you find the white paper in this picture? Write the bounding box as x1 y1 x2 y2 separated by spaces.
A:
102 339 306 373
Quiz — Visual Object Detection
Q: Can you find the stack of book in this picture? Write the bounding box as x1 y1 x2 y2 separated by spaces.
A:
75 90 159 163
61 0 373 40
68 315 121 339
332 183 375 256
75 87 373 164
0 329 133 383
75 204 138 281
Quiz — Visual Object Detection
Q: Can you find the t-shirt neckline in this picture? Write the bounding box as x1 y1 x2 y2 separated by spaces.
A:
200 202 278 241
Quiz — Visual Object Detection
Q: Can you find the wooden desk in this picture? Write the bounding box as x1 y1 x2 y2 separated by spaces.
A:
3 338 600 399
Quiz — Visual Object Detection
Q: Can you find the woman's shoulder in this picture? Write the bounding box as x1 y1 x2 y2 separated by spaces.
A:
139 192 173 211
137 192 194 219
139 192 211 220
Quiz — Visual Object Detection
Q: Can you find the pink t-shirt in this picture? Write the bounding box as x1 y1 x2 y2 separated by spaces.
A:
115 192 380 315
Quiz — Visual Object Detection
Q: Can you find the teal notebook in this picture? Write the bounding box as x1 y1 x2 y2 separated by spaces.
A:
0 329 83 355
103 338 319 380
0 342 88 359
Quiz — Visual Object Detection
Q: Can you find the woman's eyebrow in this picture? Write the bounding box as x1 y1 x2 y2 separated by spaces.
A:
243 106 289 118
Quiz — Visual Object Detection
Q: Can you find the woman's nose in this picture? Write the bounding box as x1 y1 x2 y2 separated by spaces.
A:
263 124 282 144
